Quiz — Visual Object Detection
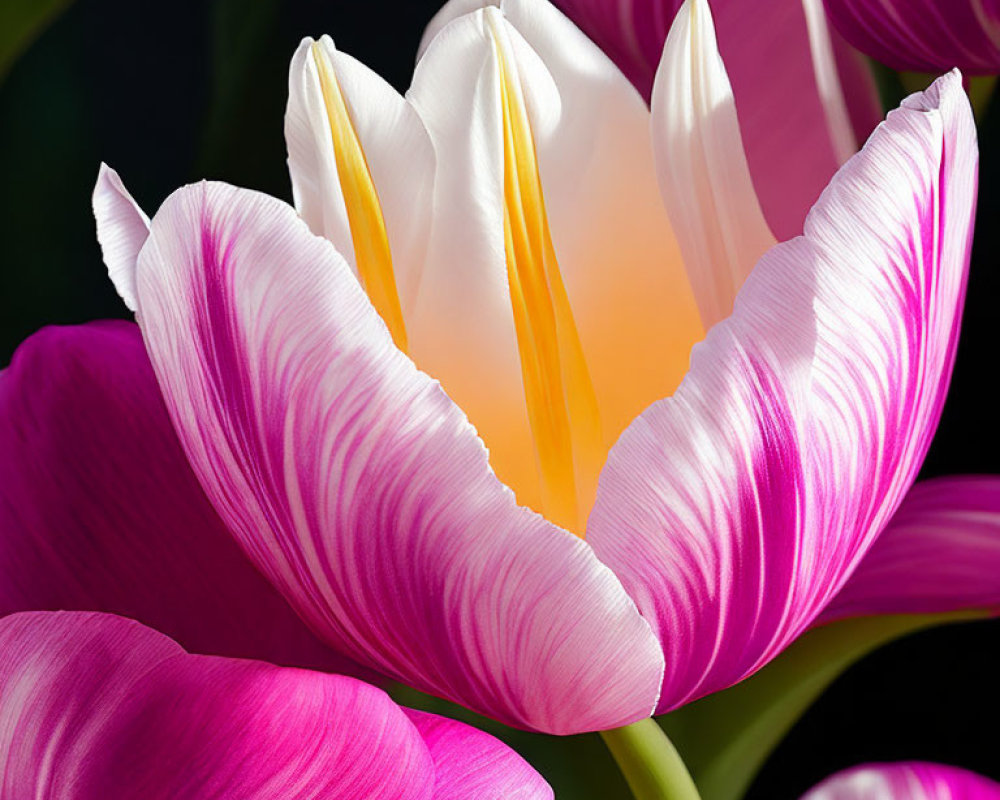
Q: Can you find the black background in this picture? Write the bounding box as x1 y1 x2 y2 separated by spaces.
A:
1 0 998 795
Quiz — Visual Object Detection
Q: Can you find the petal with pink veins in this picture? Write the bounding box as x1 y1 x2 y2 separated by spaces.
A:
0 320 353 673
0 611 549 799
820 476 1000 623
124 178 663 734
587 72 977 714
803 762 1000 799
823 0 1000 74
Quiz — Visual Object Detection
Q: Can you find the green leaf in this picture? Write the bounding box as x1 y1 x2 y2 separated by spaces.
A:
0 0 74 82
658 610 987 800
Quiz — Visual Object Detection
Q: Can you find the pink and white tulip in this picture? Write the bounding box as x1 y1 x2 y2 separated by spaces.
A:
0 610 551 799
87 0 993 734
823 0 1000 74
804 762 1000 799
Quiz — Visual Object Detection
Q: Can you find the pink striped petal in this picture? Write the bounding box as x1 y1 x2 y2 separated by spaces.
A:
804 762 1000 799
587 72 976 714
0 320 350 672
0 611 443 799
405 710 553 800
821 476 1000 622
126 179 663 733
823 0 1000 74
550 0 882 239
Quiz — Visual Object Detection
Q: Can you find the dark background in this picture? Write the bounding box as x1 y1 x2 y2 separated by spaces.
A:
1 0 997 795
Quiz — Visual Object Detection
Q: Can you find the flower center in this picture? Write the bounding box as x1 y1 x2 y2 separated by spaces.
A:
492 20 603 535
311 42 409 352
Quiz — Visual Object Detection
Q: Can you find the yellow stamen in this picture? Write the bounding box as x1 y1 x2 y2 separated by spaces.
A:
491 21 603 535
311 42 408 352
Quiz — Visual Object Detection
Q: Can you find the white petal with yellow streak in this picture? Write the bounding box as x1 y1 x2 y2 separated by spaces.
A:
286 35 433 324
409 0 703 525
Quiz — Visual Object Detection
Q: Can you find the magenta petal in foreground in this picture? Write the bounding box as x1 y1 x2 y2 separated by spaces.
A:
0 321 351 672
823 0 1000 74
587 72 977 714
405 710 553 800
0 611 551 799
803 762 1000 799
122 180 663 734
821 476 1000 622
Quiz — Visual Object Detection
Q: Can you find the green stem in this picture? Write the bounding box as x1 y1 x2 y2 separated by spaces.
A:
600 718 702 800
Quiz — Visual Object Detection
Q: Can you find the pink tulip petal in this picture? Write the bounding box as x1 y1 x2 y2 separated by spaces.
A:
93 163 148 311
823 0 1000 74
405 710 553 800
587 72 976 713
803 762 1000 799
127 179 663 733
0 611 437 799
829 20 885 151
545 0 679 98
0 320 352 672
821 477 1000 623
713 0 872 239
550 0 882 240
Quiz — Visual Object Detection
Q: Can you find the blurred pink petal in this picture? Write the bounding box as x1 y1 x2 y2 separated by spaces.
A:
803 762 1000 799
0 611 550 799
0 320 352 672
122 179 663 734
550 0 882 239
823 0 1000 74
587 72 976 713
822 477 1000 622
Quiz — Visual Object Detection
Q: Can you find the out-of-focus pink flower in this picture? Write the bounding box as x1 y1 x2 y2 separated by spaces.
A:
0 610 551 799
85 0 993 734
803 762 1000 799
823 0 1000 74
546 0 883 240
0 320 361 675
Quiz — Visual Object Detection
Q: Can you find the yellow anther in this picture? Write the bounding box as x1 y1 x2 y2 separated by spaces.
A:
491 21 603 535
311 42 408 352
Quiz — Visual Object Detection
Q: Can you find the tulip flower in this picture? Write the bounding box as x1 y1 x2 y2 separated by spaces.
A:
803 762 1000 799
822 0 1000 75
87 0 991 741
545 0 884 240
0 610 551 799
